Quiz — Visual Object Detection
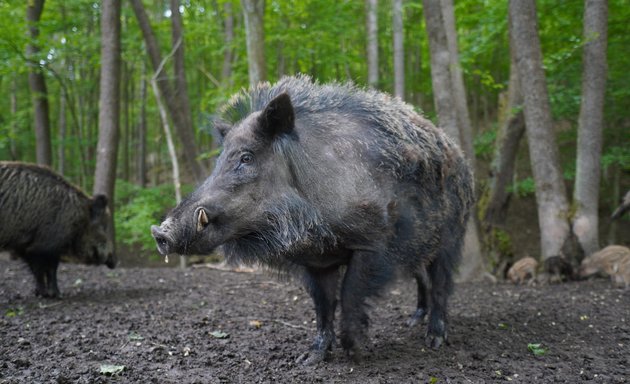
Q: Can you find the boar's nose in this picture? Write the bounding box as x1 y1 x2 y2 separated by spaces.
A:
151 225 173 255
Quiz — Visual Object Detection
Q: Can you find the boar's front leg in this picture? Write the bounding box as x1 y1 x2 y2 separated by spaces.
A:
340 249 393 361
24 253 60 298
296 266 340 366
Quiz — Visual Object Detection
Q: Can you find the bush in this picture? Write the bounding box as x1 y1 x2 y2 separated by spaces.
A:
114 180 192 252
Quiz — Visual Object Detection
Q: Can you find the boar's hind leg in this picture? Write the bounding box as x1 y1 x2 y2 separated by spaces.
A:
425 249 456 349
408 266 431 327
296 266 340 366
340 251 393 361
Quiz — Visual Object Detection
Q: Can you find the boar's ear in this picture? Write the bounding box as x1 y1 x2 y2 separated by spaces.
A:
90 194 109 218
213 120 231 143
259 92 295 139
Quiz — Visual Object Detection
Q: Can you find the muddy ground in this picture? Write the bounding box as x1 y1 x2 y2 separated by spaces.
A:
1 255 629 383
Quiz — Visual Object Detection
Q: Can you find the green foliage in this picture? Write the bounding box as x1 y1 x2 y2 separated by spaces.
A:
602 146 630 171
473 128 497 160
114 180 192 252
508 177 536 198
527 343 548 357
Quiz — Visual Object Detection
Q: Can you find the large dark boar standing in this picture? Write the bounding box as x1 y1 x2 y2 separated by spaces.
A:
0 162 116 298
152 75 474 364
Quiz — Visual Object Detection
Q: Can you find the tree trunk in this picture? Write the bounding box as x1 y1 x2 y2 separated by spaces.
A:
26 0 52 166
169 0 198 170
423 0 485 281
137 60 148 187
509 0 574 263
423 0 458 141
10 77 19 160
221 1 235 84
483 52 525 229
93 0 121 201
441 0 474 162
129 0 205 182
242 0 266 87
573 0 608 256
58 87 67 176
366 0 378 87
392 0 404 99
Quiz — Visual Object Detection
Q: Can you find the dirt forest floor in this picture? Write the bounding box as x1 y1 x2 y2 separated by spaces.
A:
1 256 629 383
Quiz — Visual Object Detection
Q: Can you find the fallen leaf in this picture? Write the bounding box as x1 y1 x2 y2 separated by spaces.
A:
99 364 125 375
209 330 229 339
527 343 548 356
249 320 263 329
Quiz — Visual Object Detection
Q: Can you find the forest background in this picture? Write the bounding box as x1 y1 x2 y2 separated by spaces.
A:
0 0 628 279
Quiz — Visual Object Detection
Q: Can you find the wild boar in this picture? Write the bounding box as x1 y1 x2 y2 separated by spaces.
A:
507 256 538 285
0 162 116 298
578 245 630 278
151 75 474 364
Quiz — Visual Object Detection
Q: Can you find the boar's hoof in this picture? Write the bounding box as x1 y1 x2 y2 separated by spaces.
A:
407 308 428 327
425 330 448 350
296 349 327 366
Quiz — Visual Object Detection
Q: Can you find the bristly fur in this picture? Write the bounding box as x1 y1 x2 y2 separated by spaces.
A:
220 190 336 270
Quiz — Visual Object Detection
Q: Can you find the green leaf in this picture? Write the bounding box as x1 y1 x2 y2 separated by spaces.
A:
99 364 125 375
209 330 229 339
497 322 509 330
527 343 548 356
128 332 144 341
5 307 23 318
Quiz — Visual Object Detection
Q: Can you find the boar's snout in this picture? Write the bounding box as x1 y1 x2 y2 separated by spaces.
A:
151 225 174 255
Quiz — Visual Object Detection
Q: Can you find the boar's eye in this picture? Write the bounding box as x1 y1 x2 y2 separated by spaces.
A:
240 153 254 164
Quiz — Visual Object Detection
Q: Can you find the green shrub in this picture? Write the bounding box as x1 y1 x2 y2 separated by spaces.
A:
114 180 192 252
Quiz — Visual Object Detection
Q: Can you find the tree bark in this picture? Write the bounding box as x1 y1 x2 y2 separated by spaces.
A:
441 0 474 162
10 77 19 160
393 0 404 99
137 60 148 187
483 52 525 229
26 0 52 166
423 0 485 281
58 87 67 176
129 0 205 182
366 0 379 88
93 0 121 201
572 0 608 256
509 0 574 262
242 0 266 87
221 1 235 84
423 0 458 141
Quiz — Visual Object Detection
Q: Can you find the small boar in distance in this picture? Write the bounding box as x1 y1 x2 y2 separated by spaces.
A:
507 257 538 285
0 162 116 298
152 75 474 365
579 245 630 288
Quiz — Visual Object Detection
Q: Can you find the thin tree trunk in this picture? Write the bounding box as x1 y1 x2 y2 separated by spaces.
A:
441 0 474 162
392 0 404 99
242 0 266 87
221 1 234 84
26 0 52 166
10 77 19 160
509 0 574 263
94 0 121 200
483 53 525 229
137 60 148 187
423 0 485 281
58 87 67 176
572 0 608 256
423 0 458 143
93 0 121 260
366 0 378 87
129 0 205 182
